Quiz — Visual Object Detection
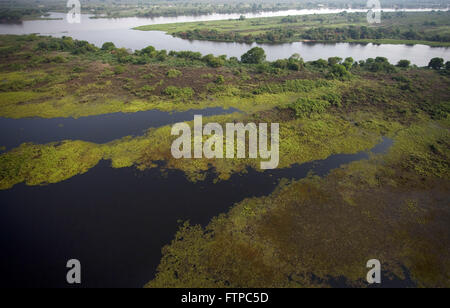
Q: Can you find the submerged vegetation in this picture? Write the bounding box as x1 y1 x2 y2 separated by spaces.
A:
147 122 450 288
0 32 449 287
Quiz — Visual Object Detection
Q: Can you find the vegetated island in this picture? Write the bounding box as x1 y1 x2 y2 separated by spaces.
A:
0 34 449 287
135 11 450 47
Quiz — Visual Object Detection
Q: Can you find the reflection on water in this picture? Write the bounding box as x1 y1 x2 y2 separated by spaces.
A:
0 107 240 151
0 137 392 287
0 11 448 65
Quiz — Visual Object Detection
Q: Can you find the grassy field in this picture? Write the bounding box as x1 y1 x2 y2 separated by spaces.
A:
135 11 450 46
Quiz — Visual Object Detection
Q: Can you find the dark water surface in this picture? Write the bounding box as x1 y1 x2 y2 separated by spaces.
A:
0 137 392 288
0 107 239 150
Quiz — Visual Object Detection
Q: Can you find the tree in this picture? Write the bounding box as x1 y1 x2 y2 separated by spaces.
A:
141 45 156 56
328 64 350 79
202 54 224 67
290 53 302 61
375 57 389 63
446 61 450 70
114 48 132 63
328 57 342 66
287 54 304 71
428 57 444 70
313 59 328 68
241 47 266 64
101 42 116 51
397 60 411 68
343 57 354 70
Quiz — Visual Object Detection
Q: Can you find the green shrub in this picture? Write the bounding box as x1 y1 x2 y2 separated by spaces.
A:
142 73 155 79
164 86 194 100
254 79 329 95
428 57 444 70
327 64 351 79
114 65 126 75
202 54 225 67
397 60 411 68
255 63 273 74
141 45 156 56
321 93 342 107
288 98 330 118
287 59 302 71
0 45 19 57
393 75 414 91
51 55 67 63
156 50 168 61
328 57 343 66
170 51 202 61
0 79 29 92
99 69 114 78
342 57 354 70
362 57 396 73
215 75 225 84
229 57 239 64
132 85 156 98
206 83 227 94
312 59 328 68
101 42 116 51
72 66 84 73
133 55 151 65
273 59 288 69
166 69 182 78
241 47 266 64
115 48 133 63
201 73 213 79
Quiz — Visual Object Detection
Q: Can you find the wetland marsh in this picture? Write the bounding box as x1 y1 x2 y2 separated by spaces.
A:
0 7 449 288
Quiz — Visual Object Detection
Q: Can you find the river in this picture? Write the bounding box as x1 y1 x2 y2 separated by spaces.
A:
0 10 449 66
0 107 240 151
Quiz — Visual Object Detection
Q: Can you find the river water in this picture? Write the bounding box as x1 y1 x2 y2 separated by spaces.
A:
0 107 240 151
0 10 449 65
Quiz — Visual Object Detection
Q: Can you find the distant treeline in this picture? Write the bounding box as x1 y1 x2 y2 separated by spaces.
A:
1 0 450 19
0 8 46 22
176 25 450 44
